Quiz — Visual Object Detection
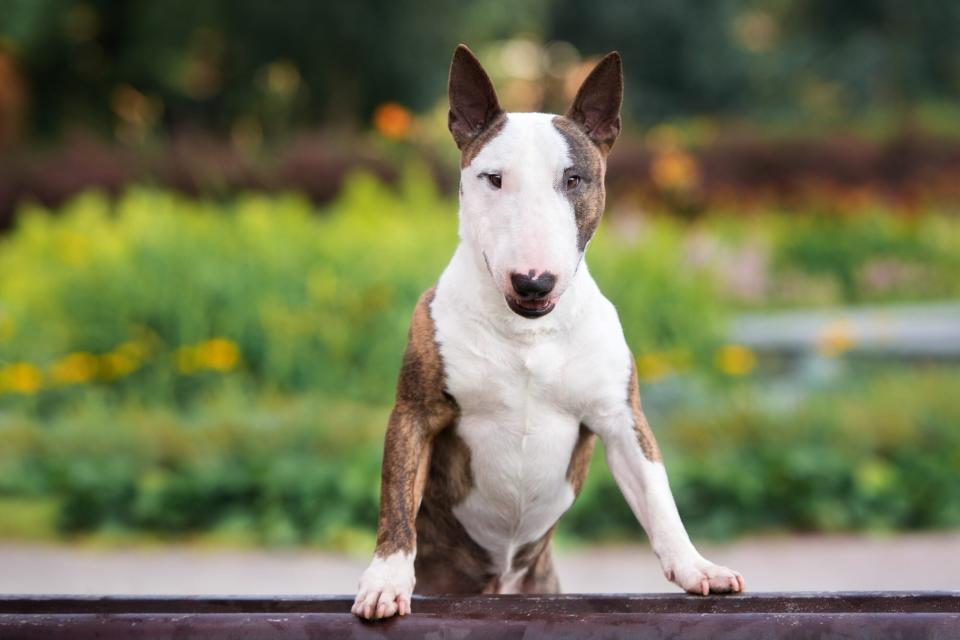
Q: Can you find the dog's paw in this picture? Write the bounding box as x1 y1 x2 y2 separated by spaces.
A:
351 552 415 620
664 555 745 596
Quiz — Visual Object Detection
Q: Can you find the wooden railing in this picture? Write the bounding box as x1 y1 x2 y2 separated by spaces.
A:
2 592 958 638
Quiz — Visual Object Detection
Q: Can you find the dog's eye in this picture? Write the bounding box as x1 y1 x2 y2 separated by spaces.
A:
565 175 581 190
484 173 502 189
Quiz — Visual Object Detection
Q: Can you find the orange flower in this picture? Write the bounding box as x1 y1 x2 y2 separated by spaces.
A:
373 102 412 140
650 147 700 192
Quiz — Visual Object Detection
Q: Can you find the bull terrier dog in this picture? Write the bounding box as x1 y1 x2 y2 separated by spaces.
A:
352 44 744 620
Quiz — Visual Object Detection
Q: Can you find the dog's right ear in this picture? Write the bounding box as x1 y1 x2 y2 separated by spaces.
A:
448 44 503 150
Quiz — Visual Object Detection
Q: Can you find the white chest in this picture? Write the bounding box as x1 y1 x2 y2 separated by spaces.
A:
436 326 587 576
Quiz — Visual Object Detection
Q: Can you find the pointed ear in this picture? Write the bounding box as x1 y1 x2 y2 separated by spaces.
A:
448 44 503 150
566 52 623 152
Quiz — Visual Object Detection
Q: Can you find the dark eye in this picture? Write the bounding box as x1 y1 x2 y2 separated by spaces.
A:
565 175 581 190
485 173 502 189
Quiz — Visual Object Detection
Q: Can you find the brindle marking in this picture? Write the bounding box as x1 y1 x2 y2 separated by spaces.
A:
628 357 663 462
373 288 458 558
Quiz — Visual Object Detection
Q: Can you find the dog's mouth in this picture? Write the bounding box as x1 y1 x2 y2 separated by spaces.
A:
505 295 556 318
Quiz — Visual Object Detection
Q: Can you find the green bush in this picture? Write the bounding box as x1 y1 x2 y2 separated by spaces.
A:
564 368 960 540
2 368 958 543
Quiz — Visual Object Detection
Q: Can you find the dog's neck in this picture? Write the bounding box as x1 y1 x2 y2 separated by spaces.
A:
438 239 594 342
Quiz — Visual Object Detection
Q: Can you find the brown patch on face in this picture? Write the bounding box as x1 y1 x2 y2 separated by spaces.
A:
566 423 597 494
459 111 507 168
628 356 663 462
374 287 459 558
552 116 607 252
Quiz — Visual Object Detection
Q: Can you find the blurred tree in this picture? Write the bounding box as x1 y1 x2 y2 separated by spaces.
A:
546 0 960 125
1 0 959 138
0 0 549 139
546 0 752 122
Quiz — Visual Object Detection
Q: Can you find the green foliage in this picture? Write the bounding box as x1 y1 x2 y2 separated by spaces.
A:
3 368 958 543
774 213 960 302
0 388 385 546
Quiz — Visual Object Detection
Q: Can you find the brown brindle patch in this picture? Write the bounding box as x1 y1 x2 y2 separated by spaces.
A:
552 116 607 252
459 111 507 168
510 527 560 593
520 542 561 593
628 356 663 462
566 423 597 493
374 287 459 558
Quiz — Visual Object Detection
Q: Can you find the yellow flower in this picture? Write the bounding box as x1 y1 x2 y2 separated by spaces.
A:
198 338 240 372
50 352 98 385
98 341 146 380
715 344 757 376
0 362 43 394
175 338 240 374
99 353 137 380
373 102 412 140
637 353 672 383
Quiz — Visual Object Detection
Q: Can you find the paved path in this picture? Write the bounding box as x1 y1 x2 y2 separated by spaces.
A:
3 532 958 595
730 302 960 357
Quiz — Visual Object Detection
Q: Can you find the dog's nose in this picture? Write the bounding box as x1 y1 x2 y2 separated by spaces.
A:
510 271 557 300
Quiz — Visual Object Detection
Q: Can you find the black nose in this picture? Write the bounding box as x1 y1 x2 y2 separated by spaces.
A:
510 271 557 300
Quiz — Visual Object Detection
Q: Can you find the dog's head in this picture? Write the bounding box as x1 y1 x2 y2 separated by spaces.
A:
448 44 622 319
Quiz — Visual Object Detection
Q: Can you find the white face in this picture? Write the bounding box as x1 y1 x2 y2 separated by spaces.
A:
459 113 584 319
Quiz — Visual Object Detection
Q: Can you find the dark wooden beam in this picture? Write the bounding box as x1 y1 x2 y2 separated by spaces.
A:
1 592 958 639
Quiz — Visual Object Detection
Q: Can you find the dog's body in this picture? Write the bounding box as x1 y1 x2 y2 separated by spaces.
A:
353 46 743 620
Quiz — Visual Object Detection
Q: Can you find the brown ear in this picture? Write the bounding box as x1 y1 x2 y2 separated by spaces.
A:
448 44 503 150
567 52 623 153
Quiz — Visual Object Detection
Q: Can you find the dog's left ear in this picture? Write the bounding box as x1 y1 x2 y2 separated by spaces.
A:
567 52 623 153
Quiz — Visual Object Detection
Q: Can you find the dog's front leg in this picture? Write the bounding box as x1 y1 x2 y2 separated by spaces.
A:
352 291 456 619
351 406 433 619
592 362 745 595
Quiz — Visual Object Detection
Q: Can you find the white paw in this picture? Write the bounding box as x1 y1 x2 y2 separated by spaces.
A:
351 552 415 620
664 555 745 596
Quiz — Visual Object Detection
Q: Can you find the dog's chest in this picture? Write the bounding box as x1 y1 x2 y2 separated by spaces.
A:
438 329 588 576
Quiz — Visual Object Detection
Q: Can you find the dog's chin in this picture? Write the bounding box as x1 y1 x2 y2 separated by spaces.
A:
505 296 556 319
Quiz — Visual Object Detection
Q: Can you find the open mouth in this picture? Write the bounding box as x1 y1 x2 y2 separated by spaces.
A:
505 296 556 318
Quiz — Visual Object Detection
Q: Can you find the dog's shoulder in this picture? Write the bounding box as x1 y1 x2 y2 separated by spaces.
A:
395 286 454 415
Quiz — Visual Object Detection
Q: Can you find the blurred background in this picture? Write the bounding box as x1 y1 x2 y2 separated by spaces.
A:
1 0 959 593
